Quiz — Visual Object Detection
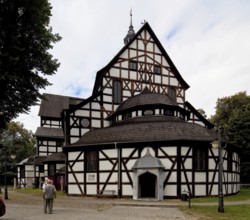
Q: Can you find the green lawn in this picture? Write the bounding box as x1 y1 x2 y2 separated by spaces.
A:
180 188 250 220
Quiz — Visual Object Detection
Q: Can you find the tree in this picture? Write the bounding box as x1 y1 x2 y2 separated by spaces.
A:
0 0 61 130
0 121 36 185
210 91 250 183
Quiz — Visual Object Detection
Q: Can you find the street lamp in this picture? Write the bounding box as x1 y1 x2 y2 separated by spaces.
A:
211 127 224 213
3 146 16 200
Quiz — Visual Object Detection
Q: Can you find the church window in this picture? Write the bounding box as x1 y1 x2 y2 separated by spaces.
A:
194 148 207 170
122 112 132 120
81 118 90 128
164 109 174 116
168 87 176 100
143 109 154 116
154 65 161 74
129 61 137 71
113 80 122 104
86 151 98 171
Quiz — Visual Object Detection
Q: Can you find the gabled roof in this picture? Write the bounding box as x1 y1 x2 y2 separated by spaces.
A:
39 93 83 118
92 22 189 95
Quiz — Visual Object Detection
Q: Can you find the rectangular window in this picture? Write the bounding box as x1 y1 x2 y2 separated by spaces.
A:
227 151 232 172
168 87 176 100
154 65 161 74
194 148 207 170
48 164 55 176
87 151 98 171
129 61 137 71
113 80 122 104
20 166 25 178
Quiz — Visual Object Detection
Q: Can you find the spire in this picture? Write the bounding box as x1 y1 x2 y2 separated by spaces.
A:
124 9 135 45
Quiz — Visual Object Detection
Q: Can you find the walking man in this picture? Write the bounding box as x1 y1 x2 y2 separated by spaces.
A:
43 179 56 214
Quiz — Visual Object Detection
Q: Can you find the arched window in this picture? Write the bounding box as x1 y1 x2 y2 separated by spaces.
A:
113 80 122 104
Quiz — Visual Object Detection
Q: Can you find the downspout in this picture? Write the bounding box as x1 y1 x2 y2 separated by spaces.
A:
115 142 121 198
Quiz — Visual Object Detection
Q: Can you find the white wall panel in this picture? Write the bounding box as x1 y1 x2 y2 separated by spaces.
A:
164 185 177 196
195 185 206 196
122 185 133 196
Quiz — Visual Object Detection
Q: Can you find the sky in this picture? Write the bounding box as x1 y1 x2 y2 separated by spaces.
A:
16 0 250 133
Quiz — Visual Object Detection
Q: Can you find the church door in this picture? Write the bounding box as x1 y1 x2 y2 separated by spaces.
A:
139 172 156 198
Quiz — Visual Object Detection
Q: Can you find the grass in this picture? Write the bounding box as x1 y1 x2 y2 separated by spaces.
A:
190 188 250 203
179 188 250 220
2 186 65 198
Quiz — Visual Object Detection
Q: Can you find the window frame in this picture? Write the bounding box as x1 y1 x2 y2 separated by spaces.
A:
86 151 98 172
129 61 137 71
113 80 122 104
193 147 207 171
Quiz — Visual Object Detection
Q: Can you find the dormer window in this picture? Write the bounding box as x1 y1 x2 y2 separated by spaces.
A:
129 61 137 71
122 112 132 120
164 109 174 116
143 109 154 116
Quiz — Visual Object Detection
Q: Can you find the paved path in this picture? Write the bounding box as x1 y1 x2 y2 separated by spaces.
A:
1 191 194 220
2 190 250 220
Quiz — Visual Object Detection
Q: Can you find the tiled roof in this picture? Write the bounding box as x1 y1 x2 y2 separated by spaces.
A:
116 87 177 113
43 152 65 163
34 127 64 138
70 115 217 147
38 93 83 118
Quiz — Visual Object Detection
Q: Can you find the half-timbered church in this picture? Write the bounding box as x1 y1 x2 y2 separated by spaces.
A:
17 16 240 200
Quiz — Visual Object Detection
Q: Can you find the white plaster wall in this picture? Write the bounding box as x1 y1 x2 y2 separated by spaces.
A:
164 185 177 196
75 110 89 117
181 147 190 156
161 158 175 169
71 161 84 172
167 172 177 182
100 172 117 182
100 149 117 158
160 147 177 156
68 184 83 195
170 78 178 86
91 119 101 128
87 185 97 194
126 159 137 170
195 172 206 182
121 70 128 79
182 172 192 182
184 158 192 169
99 160 114 170
122 185 133 196
68 151 83 160
122 148 138 157
122 172 132 182
70 128 79 136
195 185 206 196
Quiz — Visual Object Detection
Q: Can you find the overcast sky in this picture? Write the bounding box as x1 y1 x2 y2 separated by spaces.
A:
16 0 250 133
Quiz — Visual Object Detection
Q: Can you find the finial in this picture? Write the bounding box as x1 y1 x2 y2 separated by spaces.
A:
124 9 136 45
130 8 133 26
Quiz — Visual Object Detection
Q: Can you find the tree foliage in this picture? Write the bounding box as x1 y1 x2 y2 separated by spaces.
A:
0 0 61 129
0 121 36 184
210 91 250 183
